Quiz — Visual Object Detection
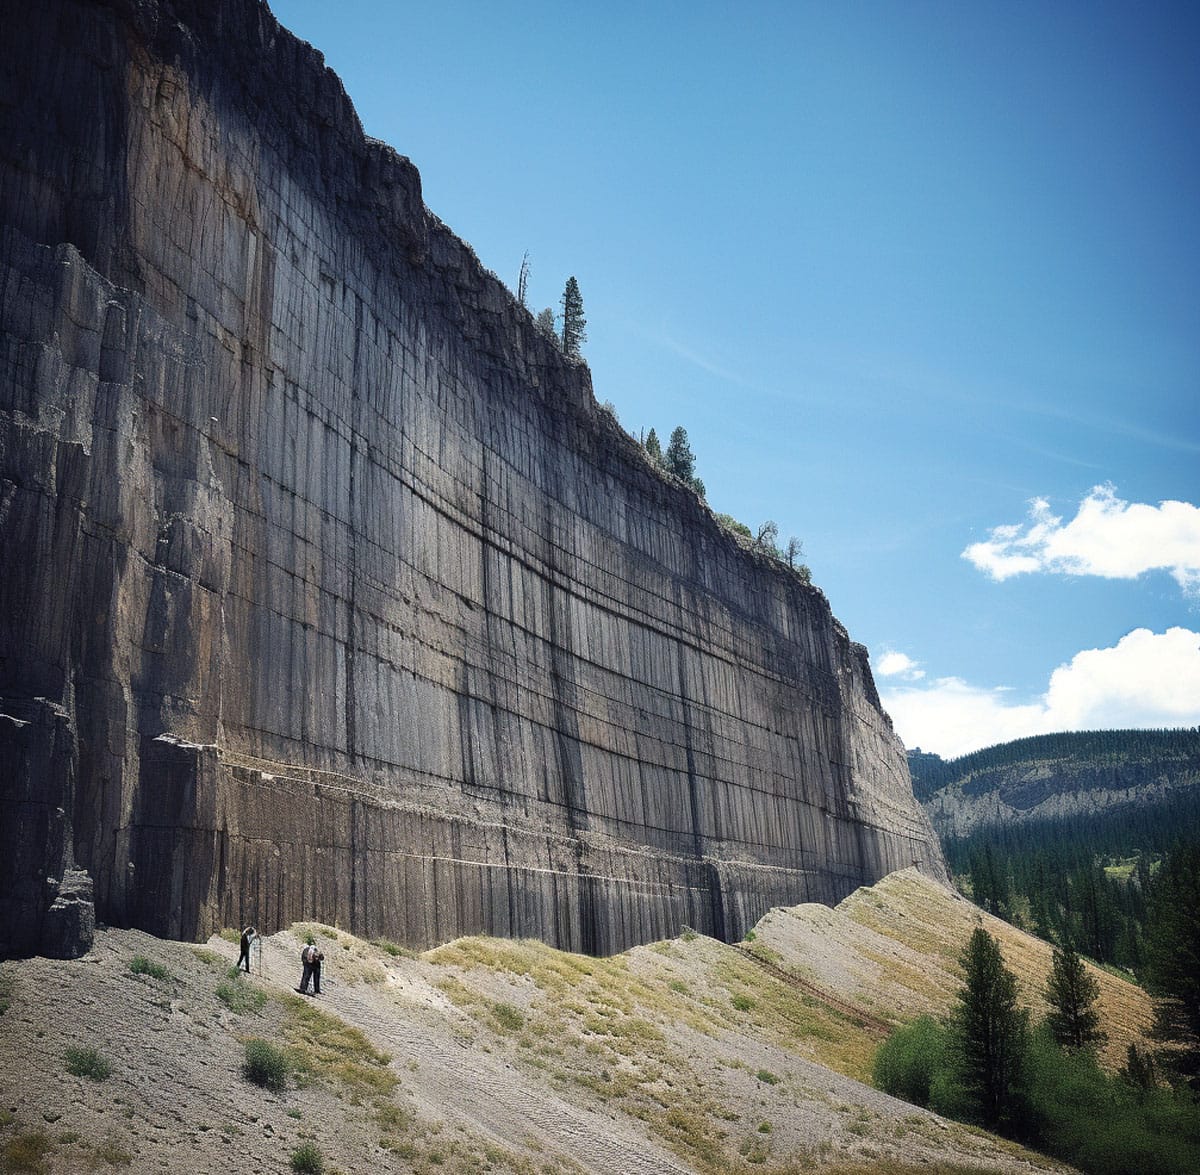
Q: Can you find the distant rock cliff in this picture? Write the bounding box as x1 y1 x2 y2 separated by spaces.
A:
0 0 944 959
911 730 1200 839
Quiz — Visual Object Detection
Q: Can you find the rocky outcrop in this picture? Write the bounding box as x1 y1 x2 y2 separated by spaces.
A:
0 0 944 958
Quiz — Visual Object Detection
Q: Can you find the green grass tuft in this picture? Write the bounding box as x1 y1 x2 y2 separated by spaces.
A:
242 1039 290 1091
290 1141 324 1173
216 975 267 1014
491 1002 525 1031
64 1046 111 1081
129 955 171 981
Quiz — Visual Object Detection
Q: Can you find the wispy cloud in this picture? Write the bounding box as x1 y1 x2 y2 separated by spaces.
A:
963 484 1200 598
881 627 1200 759
1010 398 1200 457
651 331 762 392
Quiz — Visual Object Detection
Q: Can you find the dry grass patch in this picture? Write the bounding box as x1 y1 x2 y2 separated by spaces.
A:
710 956 877 1082
831 870 1152 1071
280 993 397 1098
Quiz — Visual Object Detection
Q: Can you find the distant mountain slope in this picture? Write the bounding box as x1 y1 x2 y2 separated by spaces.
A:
910 729 1200 838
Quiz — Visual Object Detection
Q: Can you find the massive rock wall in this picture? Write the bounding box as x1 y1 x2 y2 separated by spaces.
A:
0 0 944 958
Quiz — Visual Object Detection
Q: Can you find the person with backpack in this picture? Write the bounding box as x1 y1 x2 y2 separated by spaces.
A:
296 943 324 995
237 926 257 972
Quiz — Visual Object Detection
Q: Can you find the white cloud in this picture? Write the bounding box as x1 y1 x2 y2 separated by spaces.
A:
876 651 925 680
882 627 1200 759
963 485 1200 597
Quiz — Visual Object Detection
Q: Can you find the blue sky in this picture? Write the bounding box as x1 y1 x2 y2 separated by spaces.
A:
268 0 1200 758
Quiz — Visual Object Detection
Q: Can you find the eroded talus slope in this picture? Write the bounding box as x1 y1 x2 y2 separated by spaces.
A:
0 872 1073 1174
0 0 943 958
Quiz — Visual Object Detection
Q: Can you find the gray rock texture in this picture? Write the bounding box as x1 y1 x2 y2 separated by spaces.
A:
0 0 944 958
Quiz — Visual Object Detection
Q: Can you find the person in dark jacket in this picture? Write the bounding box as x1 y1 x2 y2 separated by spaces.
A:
237 926 257 972
296 944 324 994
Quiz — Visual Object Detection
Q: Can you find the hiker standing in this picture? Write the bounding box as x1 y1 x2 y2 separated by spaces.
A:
296 944 324 995
237 926 257 972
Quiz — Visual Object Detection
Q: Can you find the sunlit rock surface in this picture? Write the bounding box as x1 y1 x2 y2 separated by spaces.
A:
0 0 944 957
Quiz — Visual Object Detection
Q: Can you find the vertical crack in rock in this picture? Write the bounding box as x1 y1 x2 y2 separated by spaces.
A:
0 0 945 959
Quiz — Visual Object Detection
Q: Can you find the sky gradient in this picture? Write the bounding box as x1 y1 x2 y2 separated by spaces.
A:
268 0 1200 758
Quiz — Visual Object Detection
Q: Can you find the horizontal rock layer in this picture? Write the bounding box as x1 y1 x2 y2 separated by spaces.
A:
0 0 944 957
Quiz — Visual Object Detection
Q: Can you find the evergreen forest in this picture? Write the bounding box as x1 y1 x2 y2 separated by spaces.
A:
910 728 1200 971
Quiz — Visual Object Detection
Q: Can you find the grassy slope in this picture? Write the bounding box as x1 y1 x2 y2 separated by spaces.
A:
751 868 1152 1072
0 872 1112 1174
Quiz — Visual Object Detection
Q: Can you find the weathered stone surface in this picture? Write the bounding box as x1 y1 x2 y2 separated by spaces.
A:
0 0 945 958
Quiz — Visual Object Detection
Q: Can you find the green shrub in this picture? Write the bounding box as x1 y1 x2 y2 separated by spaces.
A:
873 1016 949 1109
492 1002 524 1031
216 975 267 1014
1020 1026 1200 1175
878 1016 1200 1174
242 1039 290 1091
755 1069 779 1085
290 1141 324 1173
64 1046 111 1081
731 995 754 1012
129 956 171 981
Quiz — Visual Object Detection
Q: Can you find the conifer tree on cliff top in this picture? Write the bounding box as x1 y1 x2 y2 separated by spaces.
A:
664 426 696 481
560 276 586 358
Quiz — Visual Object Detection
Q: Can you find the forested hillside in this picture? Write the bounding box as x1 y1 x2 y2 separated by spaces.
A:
908 728 1200 802
911 729 1200 970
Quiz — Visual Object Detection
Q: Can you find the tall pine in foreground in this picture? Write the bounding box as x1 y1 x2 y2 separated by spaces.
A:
952 927 1029 1128
1043 942 1105 1052
560 277 586 358
1144 843 1200 1088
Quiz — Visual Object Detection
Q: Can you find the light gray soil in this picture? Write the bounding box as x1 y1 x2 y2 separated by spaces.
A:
0 891 1072 1173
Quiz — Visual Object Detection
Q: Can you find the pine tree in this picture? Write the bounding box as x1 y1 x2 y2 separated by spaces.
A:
644 427 663 465
560 276 586 358
952 927 1029 1127
535 307 557 340
663 426 695 481
1144 843 1200 1087
1043 941 1106 1051
1120 1042 1157 1092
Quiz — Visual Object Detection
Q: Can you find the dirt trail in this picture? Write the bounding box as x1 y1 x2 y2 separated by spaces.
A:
256 932 693 1174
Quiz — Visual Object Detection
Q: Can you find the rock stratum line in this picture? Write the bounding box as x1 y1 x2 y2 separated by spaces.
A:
0 0 945 958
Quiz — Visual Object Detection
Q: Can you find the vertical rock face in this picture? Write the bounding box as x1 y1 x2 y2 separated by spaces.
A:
0 0 945 958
